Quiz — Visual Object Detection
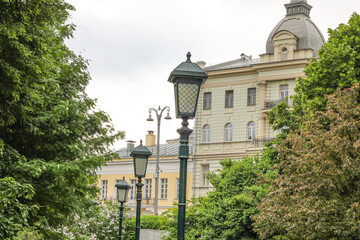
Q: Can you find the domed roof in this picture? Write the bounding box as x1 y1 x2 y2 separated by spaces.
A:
265 1 325 57
290 0 307 3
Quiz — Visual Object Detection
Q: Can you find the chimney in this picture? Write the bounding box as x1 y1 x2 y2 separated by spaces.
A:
126 140 136 154
145 131 156 147
196 61 206 69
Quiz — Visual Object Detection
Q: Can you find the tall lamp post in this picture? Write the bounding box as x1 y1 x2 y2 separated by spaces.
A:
168 52 208 240
130 140 152 240
115 177 130 240
147 106 171 215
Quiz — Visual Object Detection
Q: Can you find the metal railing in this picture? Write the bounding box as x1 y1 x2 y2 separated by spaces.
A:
251 137 275 147
264 99 294 110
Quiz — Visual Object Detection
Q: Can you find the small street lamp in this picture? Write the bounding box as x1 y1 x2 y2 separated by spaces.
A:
115 177 130 240
131 140 152 240
147 106 171 215
168 52 208 240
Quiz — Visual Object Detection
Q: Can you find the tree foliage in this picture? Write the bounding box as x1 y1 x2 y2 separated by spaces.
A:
254 84 360 239
163 149 281 240
0 0 124 238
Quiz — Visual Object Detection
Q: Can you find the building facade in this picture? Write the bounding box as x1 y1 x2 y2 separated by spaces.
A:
96 132 194 214
193 0 325 196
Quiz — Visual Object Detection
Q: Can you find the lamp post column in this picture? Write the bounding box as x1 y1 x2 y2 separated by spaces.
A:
154 115 161 214
135 178 143 240
177 117 193 240
147 106 171 215
118 202 125 240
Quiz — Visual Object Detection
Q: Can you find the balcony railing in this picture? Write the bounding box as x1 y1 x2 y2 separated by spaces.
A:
264 99 294 110
251 137 275 147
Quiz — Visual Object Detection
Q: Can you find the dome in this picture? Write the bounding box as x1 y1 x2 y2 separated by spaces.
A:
290 0 307 3
265 1 325 57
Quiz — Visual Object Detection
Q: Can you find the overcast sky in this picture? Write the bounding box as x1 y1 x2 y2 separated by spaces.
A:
65 0 359 150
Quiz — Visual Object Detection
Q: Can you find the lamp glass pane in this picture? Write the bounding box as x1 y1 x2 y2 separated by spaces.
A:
178 82 199 116
134 157 148 177
117 188 127 202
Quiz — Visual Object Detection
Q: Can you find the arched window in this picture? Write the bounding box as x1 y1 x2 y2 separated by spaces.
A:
203 125 210 143
248 121 255 140
282 48 288 60
225 123 233 142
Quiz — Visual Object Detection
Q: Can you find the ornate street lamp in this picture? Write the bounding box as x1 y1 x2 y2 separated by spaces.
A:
147 106 171 215
130 140 152 240
115 177 130 240
168 52 208 240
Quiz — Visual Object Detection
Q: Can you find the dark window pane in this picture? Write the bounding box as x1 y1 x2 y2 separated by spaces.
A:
203 92 212 110
225 90 233 108
247 88 256 106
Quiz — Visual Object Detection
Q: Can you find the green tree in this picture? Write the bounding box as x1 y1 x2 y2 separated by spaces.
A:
163 149 281 240
269 13 360 130
254 84 360 239
0 0 124 238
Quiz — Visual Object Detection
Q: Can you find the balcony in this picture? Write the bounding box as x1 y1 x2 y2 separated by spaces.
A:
264 99 294 110
251 137 275 147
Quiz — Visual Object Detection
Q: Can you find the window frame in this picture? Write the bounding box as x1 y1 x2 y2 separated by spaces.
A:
247 88 256 106
280 84 289 101
100 180 108 200
201 164 210 186
203 92 212 110
225 123 233 142
203 124 210 143
282 48 288 60
129 179 136 201
160 178 168 199
175 178 179 200
225 90 234 108
248 121 256 140
144 179 152 200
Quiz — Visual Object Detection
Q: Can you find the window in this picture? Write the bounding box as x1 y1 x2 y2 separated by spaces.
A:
129 179 136 201
175 178 179 199
247 88 256 106
203 92 212 110
202 164 210 186
280 85 289 101
282 48 288 60
100 180 108 200
225 123 233 142
203 125 210 143
160 178 168 199
144 179 152 199
248 121 255 140
225 90 234 108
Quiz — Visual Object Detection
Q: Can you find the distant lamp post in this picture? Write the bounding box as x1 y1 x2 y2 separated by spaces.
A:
131 140 152 240
168 52 208 240
147 106 171 215
115 177 130 240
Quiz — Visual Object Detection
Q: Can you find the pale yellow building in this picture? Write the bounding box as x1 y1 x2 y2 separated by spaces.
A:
96 131 194 214
193 0 325 196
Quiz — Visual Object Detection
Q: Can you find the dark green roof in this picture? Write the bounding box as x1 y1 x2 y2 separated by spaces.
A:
130 142 152 157
168 52 208 83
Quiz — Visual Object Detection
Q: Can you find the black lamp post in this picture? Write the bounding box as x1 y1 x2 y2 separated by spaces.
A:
168 52 208 240
115 177 130 240
147 106 171 215
130 140 152 240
